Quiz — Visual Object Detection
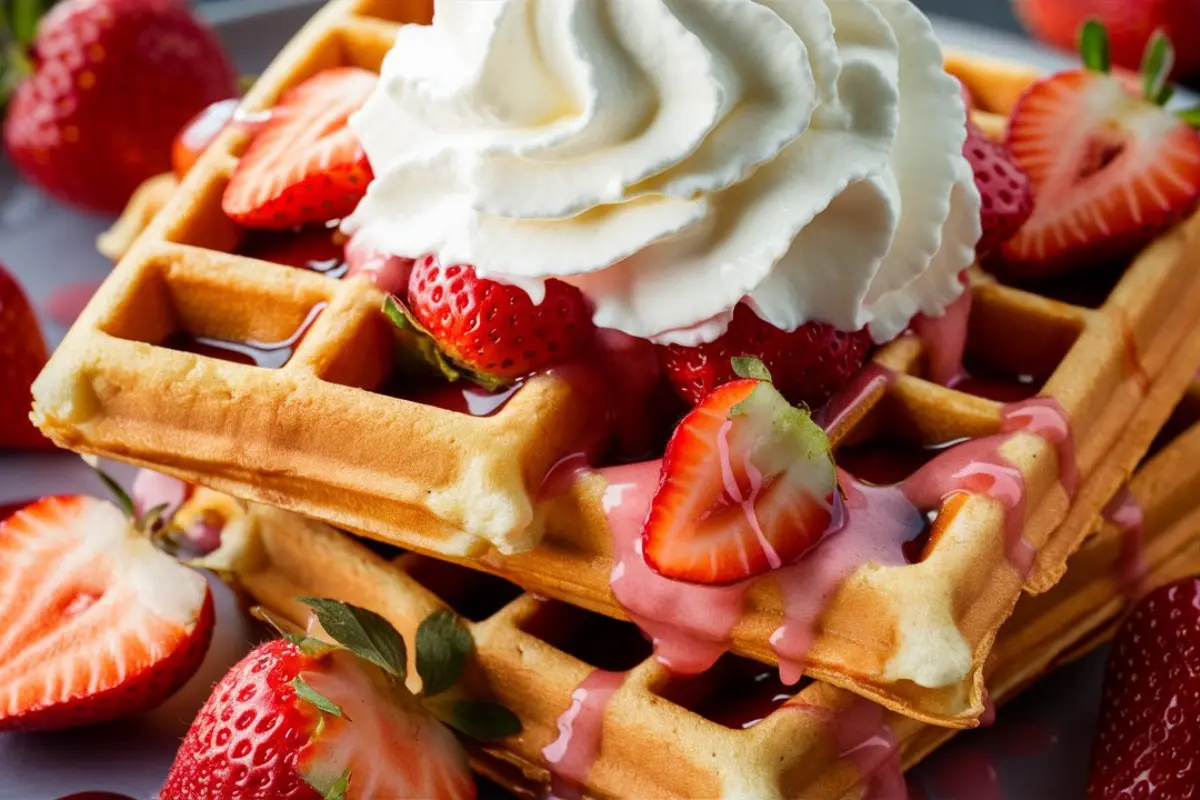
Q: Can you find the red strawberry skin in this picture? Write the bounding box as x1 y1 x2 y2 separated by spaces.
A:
407 256 592 379
1088 577 1200 798
643 378 837 585
222 68 376 230
661 304 871 410
3 0 238 213
1000 70 1200 277
1015 0 1200 81
0 265 52 450
0 496 214 732
963 120 1033 257
162 639 323 800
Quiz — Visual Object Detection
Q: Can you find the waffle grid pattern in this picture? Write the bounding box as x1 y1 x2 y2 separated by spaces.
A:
31 0 1200 727
220 377 1200 800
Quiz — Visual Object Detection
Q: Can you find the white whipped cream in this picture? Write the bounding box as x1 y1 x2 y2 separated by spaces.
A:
345 0 981 345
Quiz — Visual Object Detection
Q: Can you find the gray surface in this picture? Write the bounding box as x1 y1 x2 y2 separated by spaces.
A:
0 6 1111 799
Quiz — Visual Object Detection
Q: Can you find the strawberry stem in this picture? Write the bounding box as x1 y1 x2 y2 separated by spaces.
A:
1177 106 1200 128
1079 20 1111 74
1141 30 1175 105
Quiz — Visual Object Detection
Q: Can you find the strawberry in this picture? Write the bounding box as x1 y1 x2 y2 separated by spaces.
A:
404 256 592 381
163 600 520 800
2 0 238 213
0 494 213 731
660 303 871 410
222 69 376 230
0 263 51 450
1015 0 1200 81
1000 26 1200 277
172 97 240 179
1087 577 1200 798
963 120 1034 257
345 231 414 296
642 360 838 585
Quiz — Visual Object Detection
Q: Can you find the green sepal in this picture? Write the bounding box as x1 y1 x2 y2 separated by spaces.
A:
323 771 350 800
8 0 42 44
731 356 773 383
1178 106 1200 127
1156 83 1176 107
298 597 408 681
1079 20 1111 74
1140 30 1174 105
381 295 511 392
292 675 345 719
415 609 472 698
444 699 522 741
89 464 136 520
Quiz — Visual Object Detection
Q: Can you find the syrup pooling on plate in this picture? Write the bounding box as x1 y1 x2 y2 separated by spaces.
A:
542 669 627 800
164 303 326 369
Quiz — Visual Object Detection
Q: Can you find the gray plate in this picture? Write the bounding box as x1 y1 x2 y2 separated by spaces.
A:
0 6 1116 798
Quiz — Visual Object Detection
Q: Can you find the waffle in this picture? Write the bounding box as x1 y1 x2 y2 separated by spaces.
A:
31 0 1200 726
200 383 1200 800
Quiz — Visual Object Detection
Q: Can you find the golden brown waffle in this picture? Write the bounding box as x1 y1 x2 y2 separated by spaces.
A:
201 386 1200 800
31 0 1200 726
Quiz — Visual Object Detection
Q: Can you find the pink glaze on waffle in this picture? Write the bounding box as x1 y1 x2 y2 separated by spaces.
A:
912 286 973 387
1104 487 1148 598
832 700 906 800
542 669 628 800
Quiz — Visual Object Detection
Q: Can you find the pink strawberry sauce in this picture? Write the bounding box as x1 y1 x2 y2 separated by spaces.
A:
164 302 326 369
832 700 907 800
542 669 628 800
410 382 522 417
1103 487 1148 599
596 393 1074 686
911 286 973 387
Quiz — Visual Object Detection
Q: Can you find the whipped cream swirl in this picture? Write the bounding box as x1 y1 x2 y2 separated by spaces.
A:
346 0 981 344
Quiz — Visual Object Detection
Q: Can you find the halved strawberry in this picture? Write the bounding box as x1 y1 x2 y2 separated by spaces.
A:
642 363 838 585
163 600 519 799
0 495 213 731
222 68 376 230
1000 28 1200 277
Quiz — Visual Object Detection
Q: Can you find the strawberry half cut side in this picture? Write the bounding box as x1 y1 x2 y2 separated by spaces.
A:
1000 28 1200 277
642 369 838 586
222 68 377 230
0 496 213 732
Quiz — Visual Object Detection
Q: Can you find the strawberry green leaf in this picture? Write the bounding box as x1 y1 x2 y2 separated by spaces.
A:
415 610 472 698
382 296 511 392
1178 106 1200 127
1079 20 1111 74
731 356 773 383
10 0 42 45
298 597 407 680
292 675 344 719
447 699 522 741
89 465 136 520
1156 84 1176 107
1141 30 1174 105
323 771 350 800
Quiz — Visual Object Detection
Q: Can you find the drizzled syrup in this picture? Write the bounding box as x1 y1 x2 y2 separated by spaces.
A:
164 303 326 369
240 228 349 278
407 382 522 417
542 669 627 800
950 357 1041 403
1104 487 1148 599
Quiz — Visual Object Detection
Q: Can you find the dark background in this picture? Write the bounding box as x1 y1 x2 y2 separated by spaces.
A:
918 0 1023 32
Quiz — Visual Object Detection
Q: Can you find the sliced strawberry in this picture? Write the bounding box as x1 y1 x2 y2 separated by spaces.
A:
223 69 376 230
1087 577 1200 798
642 372 838 585
1000 68 1200 276
0 496 213 731
660 303 871 409
405 256 592 381
963 120 1033 256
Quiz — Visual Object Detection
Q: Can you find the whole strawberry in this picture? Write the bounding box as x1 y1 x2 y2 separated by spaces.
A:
405 256 592 382
1087 577 1200 798
661 303 871 409
0 263 51 450
3 0 238 213
962 119 1033 257
162 600 519 800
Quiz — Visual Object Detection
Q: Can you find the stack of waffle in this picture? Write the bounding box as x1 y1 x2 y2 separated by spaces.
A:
31 0 1200 795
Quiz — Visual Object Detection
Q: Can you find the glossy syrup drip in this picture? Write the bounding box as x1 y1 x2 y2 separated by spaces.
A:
979 687 997 728
833 701 906 800
542 669 627 800
1104 487 1148 599
949 358 1041 403
241 228 349 278
165 303 327 369
603 461 752 676
911 285 973 387
409 382 522 417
